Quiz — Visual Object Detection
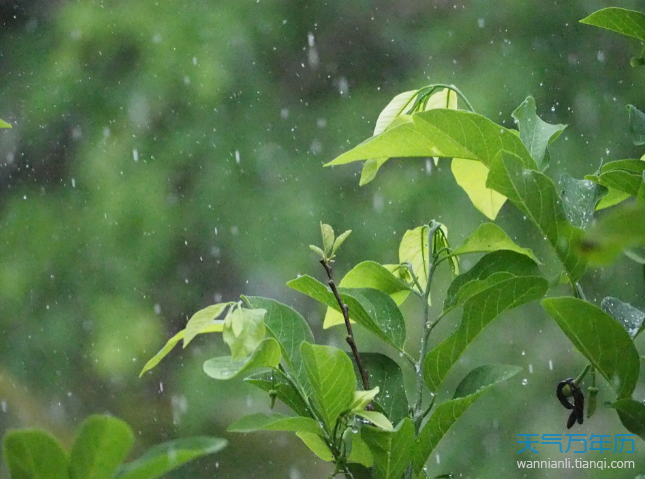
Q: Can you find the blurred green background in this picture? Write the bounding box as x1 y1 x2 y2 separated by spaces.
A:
1 0 644 477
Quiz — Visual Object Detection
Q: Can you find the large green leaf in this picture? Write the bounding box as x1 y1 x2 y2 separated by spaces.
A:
487 152 587 282
139 323 223 377
323 261 411 328
183 303 231 348
300 342 355 429
203 337 281 380
413 365 521 473
511 96 566 170
361 418 415 479
222 307 266 360
627 105 645 146
243 296 314 389
612 399 645 441
347 430 374 468
326 109 536 170
579 203 645 263
2 430 69 479
115 437 227 479
357 353 409 425
559 174 607 230
541 297 639 398
287 275 406 350
425 252 547 392
227 413 322 435
69 415 134 479
451 223 539 263
244 371 311 417
580 8 645 42
601 297 645 339
586 160 645 197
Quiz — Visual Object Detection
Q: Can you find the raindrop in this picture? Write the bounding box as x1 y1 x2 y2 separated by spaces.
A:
133 149 139 162
548 359 553 370
154 304 162 314
235 150 241 164
435 453 440 464
521 378 528 386
521 350 525 356
477 18 485 28
159 382 164 393
71 178 76 188
337 77 349 97
528 364 533 374
1 401 6 413
192 56 197 65
281 108 289 119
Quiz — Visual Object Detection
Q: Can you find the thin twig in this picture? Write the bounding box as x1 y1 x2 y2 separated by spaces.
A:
320 259 371 392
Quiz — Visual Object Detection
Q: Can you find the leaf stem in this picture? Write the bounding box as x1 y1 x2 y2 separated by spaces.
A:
428 83 476 112
320 259 371 392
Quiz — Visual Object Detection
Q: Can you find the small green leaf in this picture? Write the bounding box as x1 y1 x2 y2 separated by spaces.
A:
295 432 334 461
70 415 134 479
374 90 419 137
349 387 380 412
580 8 645 42
309 245 325 257
451 158 507 220
222 307 266 360
321 223 335 256
487 152 587 282
511 96 566 170
288 275 406 350
245 371 311 417
0 119 12 128
451 223 539 263
627 105 645 145
139 323 223 377
115 437 227 479
2 430 69 479
559 174 607 230
425 252 547 392
300 342 355 429
332 229 352 256
227 413 322 435
399 226 430 294
360 158 389 186
243 296 314 390
413 365 521 473
612 399 645 441
203 337 281 380
596 187 631 210
361 417 415 479
579 203 645 263
183 303 231 348
541 297 640 398
586 159 645 197
601 297 645 339
355 411 393 431
357 353 409 425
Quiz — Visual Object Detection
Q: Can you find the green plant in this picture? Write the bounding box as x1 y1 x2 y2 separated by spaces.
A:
141 7 645 479
1 415 226 479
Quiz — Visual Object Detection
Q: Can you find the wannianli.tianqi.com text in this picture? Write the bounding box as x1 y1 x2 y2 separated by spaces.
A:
516 459 635 470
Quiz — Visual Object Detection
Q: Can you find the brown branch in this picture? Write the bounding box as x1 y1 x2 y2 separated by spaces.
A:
320 259 371 392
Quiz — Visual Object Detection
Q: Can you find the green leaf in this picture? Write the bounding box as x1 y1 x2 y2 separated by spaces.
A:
580 8 645 42
295 432 333 461
326 109 536 170
601 297 645 339
0 119 12 128
222 307 266 360
227 413 322 435
288 275 406 350
399 226 431 294
373 90 419 137
627 105 645 145
425 252 547 392
511 96 566 169
559 174 607 230
183 303 231 348
2 430 69 479
70 415 134 479
612 399 645 441
300 342 355 429
541 297 640 398
586 159 645 197
355 411 394 431
413 365 521 473
596 187 631 210
243 296 314 390
321 223 335 256
579 203 645 263
360 158 389 186
244 371 311 417
349 387 380 412
139 324 223 377
324 261 410 328
115 437 227 479
361 417 415 479
332 229 352 256
451 223 539 263
451 158 507 220
347 430 373 468
309 245 325 257
487 152 587 282
203 337 281 380
357 353 409 425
